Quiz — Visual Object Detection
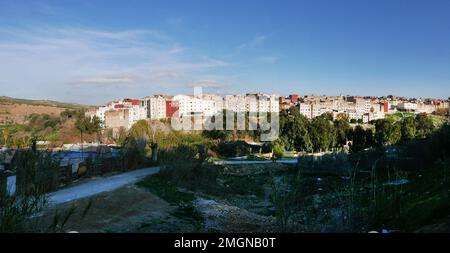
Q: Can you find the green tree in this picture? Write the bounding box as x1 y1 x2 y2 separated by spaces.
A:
271 139 284 162
309 116 335 152
279 107 312 152
75 115 102 146
334 118 351 147
375 119 401 145
350 125 367 152
321 112 334 121
128 119 152 153
401 117 416 142
365 128 375 147
415 113 434 138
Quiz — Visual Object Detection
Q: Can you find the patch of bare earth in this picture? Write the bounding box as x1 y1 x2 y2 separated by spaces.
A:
0 102 66 124
39 185 198 233
194 198 276 233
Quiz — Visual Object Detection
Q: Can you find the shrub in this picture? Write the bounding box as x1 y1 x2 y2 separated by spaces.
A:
159 144 220 193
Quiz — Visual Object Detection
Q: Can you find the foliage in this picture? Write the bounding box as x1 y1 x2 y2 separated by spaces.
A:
279 107 313 152
74 115 102 135
374 119 401 145
309 115 336 152
400 117 416 142
334 118 351 147
12 150 61 194
158 144 219 193
271 139 284 161
0 188 47 232
270 176 297 232
415 113 434 138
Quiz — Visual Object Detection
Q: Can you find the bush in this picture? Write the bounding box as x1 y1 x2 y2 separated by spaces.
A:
159 144 220 193
13 150 61 195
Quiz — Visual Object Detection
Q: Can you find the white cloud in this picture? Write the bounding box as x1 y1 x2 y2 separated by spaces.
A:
237 34 272 51
73 75 138 86
188 79 225 88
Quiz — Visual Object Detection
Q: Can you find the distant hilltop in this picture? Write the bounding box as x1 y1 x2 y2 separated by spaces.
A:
0 96 92 109
0 96 92 125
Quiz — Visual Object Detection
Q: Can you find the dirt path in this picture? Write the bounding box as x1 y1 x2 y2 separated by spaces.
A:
40 185 197 233
47 167 160 204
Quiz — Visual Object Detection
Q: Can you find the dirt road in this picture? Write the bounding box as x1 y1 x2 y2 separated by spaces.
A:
47 167 160 204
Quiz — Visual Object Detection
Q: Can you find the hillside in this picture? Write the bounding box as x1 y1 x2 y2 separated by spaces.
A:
0 96 90 109
0 96 90 125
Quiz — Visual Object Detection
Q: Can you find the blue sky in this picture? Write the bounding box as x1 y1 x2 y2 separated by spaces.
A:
0 0 449 105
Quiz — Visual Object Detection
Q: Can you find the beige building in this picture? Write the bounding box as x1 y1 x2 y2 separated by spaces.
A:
104 109 132 130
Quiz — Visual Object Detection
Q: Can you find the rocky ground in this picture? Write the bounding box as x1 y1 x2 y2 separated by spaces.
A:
193 198 275 233
38 185 198 233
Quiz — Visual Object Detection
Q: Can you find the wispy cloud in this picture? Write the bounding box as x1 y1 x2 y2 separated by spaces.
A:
72 74 138 86
237 34 272 52
187 79 225 88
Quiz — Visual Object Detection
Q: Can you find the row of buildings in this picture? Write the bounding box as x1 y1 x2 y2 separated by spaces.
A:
87 93 449 131
86 94 280 130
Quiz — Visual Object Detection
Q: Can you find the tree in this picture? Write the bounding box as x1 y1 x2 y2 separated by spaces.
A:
128 120 152 152
336 113 349 122
334 118 351 147
129 120 151 141
365 128 375 147
279 107 312 152
271 139 284 162
401 117 416 142
350 125 367 152
75 115 103 156
415 113 434 138
374 119 401 145
309 116 335 152
321 112 334 121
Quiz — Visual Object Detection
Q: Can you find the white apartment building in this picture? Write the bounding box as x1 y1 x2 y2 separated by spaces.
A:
298 102 312 119
416 103 435 114
204 94 224 116
172 94 224 117
225 95 247 112
369 111 385 121
397 102 418 111
257 94 279 112
143 95 167 120
298 102 332 119
224 94 279 113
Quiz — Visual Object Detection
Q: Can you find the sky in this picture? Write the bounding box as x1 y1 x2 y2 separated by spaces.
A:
0 0 449 105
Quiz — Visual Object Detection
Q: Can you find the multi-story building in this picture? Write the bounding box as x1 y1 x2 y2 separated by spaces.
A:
299 102 312 119
104 109 132 130
397 102 418 111
143 95 167 120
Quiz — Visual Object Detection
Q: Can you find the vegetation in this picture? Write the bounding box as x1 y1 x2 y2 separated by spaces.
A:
0 109 102 148
277 109 441 155
0 96 90 109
